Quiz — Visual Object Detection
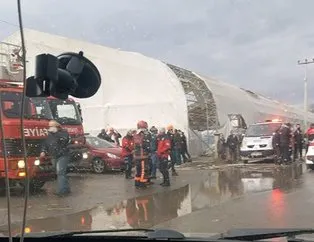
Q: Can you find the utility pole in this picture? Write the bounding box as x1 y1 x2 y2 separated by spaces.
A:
206 104 209 145
298 58 314 128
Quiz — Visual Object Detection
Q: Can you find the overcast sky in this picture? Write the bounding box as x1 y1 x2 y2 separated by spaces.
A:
1 0 314 104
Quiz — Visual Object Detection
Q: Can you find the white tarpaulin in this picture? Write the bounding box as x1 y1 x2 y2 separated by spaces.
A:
3 29 188 137
197 73 314 127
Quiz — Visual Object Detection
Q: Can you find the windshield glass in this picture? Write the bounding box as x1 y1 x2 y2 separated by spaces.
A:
86 135 116 148
48 99 82 125
3 0 314 239
245 123 282 137
1 91 53 119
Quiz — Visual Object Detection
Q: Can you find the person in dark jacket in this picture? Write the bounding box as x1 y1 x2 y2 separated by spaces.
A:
272 129 281 163
217 134 227 160
97 129 114 143
279 123 292 163
173 129 182 165
180 131 191 162
157 128 171 186
293 124 303 161
226 132 239 163
149 126 158 179
166 125 178 176
122 130 134 179
107 127 122 146
133 121 152 189
40 120 71 196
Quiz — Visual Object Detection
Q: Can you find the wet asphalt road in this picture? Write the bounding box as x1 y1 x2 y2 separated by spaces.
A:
0 160 313 235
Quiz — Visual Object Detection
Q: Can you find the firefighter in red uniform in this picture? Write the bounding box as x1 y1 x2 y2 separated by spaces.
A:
157 128 171 186
133 120 152 189
122 130 135 179
305 123 314 152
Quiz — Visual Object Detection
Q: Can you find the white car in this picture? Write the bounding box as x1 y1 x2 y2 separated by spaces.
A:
305 140 314 170
240 120 282 163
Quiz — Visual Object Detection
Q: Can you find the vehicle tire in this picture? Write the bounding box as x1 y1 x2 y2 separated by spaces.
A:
18 180 45 192
0 179 6 196
30 180 46 189
307 164 314 170
92 158 106 174
29 180 46 191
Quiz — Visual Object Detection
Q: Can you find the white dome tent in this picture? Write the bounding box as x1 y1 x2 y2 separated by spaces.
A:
3 29 314 157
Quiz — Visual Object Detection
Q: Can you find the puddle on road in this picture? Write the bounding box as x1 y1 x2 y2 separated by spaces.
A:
0 163 304 235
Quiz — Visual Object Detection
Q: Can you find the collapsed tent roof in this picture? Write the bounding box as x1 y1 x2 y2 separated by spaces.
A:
3 29 314 155
3 29 187 134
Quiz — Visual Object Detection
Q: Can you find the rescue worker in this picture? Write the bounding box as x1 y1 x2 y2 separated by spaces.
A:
97 129 114 142
272 129 281 163
166 125 178 176
157 128 171 186
149 126 158 179
305 123 314 152
173 129 182 165
122 130 135 179
279 123 292 163
40 120 71 196
133 120 152 189
293 124 303 161
107 127 122 146
226 131 239 163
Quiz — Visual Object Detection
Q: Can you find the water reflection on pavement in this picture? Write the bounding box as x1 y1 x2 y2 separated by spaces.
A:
0 163 305 236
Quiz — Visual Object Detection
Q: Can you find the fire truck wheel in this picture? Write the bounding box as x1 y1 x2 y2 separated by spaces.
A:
92 158 106 174
18 180 45 192
0 180 5 196
29 180 46 190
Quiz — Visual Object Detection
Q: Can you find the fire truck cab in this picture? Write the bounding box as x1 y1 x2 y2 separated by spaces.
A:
0 42 55 190
46 97 89 170
240 119 283 163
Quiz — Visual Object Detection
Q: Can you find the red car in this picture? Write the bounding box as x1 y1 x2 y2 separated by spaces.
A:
68 135 125 174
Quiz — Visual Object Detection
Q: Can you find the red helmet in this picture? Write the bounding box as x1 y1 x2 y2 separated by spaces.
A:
137 120 148 129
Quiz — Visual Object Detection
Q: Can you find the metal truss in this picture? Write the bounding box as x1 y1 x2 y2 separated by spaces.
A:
166 63 219 131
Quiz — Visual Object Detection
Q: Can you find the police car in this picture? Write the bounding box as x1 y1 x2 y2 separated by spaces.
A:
240 119 283 163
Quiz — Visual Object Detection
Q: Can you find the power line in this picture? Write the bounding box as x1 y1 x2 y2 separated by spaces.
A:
0 19 19 27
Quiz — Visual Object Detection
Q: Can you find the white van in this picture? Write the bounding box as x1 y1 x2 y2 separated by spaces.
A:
240 120 283 163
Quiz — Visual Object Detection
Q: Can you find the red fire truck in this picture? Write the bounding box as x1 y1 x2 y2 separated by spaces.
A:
46 97 89 170
0 42 55 191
